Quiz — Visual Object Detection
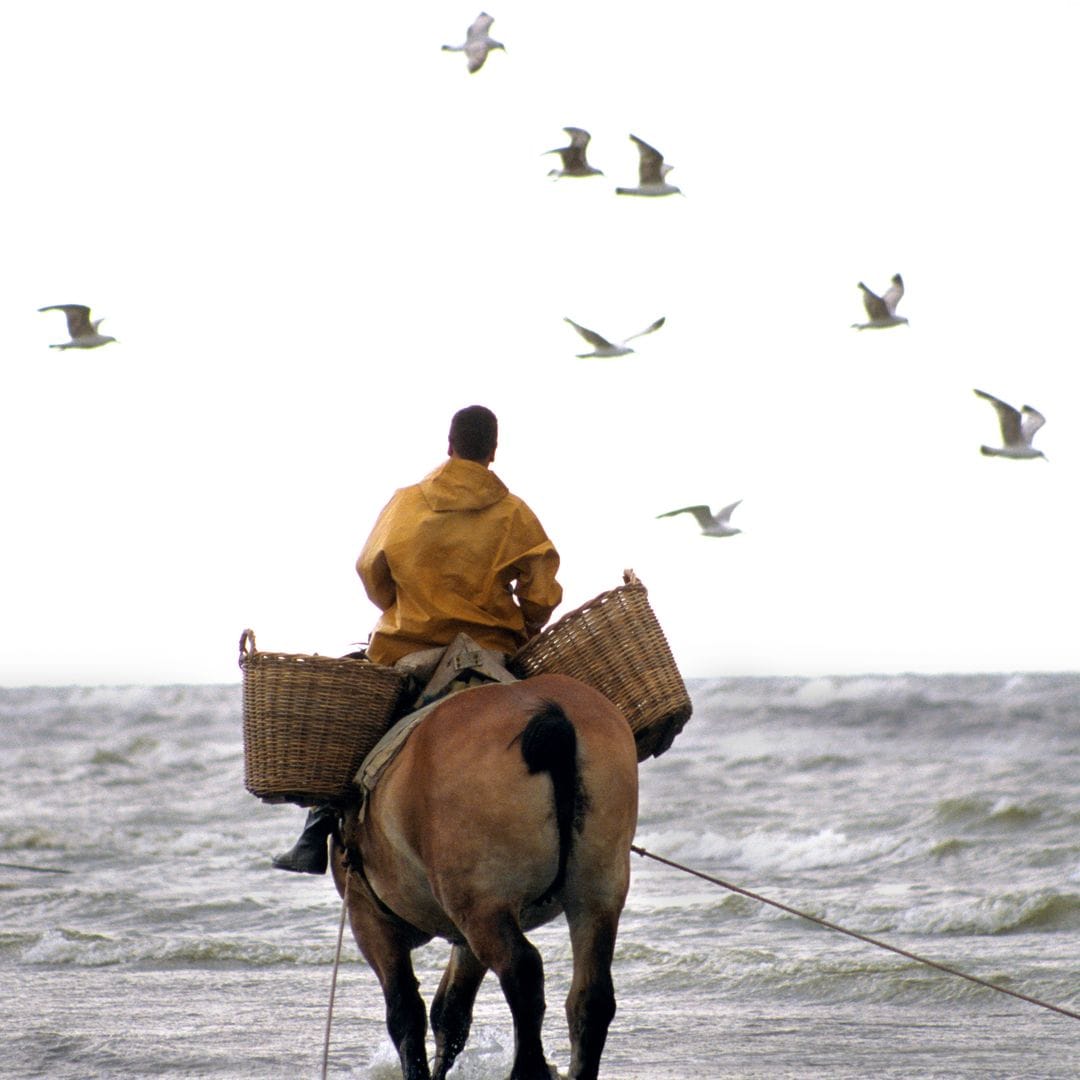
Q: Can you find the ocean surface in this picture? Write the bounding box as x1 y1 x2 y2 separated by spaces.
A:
2 674 1078 1079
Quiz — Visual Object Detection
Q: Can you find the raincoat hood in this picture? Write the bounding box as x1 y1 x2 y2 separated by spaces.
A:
419 457 508 512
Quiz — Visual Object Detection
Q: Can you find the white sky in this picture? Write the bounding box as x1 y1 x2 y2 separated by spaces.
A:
3 2 1078 685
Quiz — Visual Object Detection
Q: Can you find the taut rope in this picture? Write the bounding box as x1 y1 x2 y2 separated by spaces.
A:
0 860 72 874
631 844 1080 1022
322 878 350 1080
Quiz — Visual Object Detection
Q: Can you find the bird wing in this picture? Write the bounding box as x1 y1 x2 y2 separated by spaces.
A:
553 145 584 170
881 273 904 315
624 316 666 341
564 318 613 350
858 283 888 322
1020 406 1046 444
40 304 93 337
629 134 666 184
974 389 1022 445
467 13 494 40
713 499 742 524
555 129 592 170
657 505 715 529
548 129 591 163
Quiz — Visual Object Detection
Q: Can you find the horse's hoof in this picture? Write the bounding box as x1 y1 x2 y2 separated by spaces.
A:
507 1066 561 1080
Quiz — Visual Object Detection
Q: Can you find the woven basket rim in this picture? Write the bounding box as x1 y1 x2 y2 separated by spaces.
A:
242 649 394 669
238 628 404 678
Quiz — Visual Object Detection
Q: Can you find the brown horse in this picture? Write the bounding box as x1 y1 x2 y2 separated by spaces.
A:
330 673 639 1080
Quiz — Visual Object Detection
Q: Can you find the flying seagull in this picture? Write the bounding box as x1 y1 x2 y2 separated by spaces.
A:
442 12 504 73
974 389 1048 460
657 500 743 538
852 274 908 329
563 315 665 357
546 127 603 178
38 304 116 349
616 135 681 197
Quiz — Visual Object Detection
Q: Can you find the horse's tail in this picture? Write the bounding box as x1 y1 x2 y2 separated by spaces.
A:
519 701 580 905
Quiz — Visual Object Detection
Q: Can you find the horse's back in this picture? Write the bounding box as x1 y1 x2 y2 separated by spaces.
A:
390 674 637 807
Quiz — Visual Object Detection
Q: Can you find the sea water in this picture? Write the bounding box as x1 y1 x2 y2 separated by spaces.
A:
1 674 1078 1079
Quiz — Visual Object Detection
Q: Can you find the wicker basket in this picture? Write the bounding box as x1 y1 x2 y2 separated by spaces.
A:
239 629 410 805
509 572 692 761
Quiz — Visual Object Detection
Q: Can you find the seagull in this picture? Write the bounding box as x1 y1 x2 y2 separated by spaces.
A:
546 127 603 178
615 135 681 197
442 12 504 73
852 274 908 329
38 304 116 349
974 389 1048 460
657 500 743 538
563 315 665 357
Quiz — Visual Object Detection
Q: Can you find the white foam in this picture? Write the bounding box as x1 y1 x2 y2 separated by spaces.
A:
638 825 895 874
793 675 909 708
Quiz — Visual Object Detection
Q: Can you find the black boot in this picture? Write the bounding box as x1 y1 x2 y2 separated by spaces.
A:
272 806 337 874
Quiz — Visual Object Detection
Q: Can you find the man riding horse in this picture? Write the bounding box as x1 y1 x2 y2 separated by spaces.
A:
273 404 563 873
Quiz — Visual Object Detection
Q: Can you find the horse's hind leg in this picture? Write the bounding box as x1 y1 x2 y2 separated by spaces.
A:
336 858 431 1080
430 943 486 1080
376 949 429 1080
464 910 556 1080
564 910 619 1080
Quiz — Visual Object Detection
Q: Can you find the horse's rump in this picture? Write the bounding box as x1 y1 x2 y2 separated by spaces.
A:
355 675 637 940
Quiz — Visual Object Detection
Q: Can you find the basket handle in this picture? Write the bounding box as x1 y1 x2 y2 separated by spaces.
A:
623 568 640 587
238 628 257 667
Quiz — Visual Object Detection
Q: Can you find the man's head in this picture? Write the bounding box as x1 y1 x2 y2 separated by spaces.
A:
448 405 498 464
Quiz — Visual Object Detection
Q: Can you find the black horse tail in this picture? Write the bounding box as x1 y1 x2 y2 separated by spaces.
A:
519 701 581 906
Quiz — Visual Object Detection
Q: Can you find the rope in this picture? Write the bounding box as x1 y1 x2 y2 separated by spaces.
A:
631 844 1080 1022
322 877 350 1080
0 860 72 874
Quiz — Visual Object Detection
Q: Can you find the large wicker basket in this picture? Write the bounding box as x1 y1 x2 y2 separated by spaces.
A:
509 572 692 761
239 629 410 805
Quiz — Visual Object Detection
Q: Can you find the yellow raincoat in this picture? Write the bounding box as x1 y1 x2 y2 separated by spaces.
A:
357 457 562 665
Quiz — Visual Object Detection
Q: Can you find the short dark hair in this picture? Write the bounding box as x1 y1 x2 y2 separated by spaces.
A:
449 405 498 461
